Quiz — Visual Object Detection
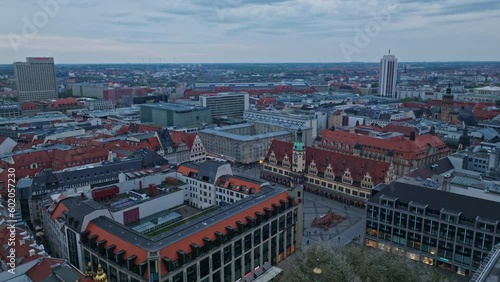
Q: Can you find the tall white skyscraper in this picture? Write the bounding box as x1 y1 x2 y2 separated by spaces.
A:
14 57 57 102
379 51 398 98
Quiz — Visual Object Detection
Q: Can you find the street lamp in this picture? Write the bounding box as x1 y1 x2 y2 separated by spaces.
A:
313 258 322 281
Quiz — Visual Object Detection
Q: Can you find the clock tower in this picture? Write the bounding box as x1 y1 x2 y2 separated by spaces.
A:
292 128 306 173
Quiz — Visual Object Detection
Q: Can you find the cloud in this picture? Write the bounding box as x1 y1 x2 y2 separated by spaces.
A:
0 0 499 62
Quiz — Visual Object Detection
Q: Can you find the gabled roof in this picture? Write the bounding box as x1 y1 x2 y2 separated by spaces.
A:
54 197 106 232
177 160 227 181
265 140 390 185
216 175 266 194
170 131 197 149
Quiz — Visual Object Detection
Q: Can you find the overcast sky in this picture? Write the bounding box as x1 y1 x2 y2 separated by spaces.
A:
1 0 499 64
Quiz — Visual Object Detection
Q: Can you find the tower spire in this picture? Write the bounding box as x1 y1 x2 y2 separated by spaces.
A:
293 128 305 151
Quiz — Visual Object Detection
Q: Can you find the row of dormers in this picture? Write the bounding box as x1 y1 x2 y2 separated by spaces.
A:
81 196 296 278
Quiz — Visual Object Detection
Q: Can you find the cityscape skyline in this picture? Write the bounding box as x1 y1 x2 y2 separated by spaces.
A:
1 0 500 64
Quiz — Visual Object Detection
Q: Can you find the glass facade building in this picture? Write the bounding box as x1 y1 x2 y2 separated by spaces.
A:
365 182 500 277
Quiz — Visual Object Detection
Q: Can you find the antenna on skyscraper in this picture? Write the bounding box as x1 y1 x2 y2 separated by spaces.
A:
389 49 391 55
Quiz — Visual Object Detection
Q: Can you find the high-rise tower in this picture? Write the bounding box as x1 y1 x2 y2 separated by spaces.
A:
379 51 398 98
14 57 57 102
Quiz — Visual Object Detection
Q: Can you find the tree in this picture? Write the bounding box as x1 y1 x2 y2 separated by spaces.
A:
278 244 452 282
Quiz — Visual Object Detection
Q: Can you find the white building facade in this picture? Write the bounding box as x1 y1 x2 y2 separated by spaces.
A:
379 52 398 98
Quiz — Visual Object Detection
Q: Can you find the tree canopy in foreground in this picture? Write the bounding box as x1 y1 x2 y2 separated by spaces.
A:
278 244 453 282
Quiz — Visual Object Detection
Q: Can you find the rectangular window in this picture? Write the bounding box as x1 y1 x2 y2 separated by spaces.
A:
212 251 221 271
234 240 242 257
224 246 232 264
244 234 252 252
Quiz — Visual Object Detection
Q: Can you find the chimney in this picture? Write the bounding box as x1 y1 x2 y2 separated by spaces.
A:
410 131 416 141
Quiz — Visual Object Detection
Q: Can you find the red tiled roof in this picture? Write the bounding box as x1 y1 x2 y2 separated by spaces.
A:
170 131 197 149
0 227 42 265
266 140 390 184
117 125 129 135
473 108 500 121
50 97 82 108
25 257 93 282
176 164 198 176
20 102 41 110
50 201 68 220
400 102 431 109
382 124 415 136
216 175 263 194
319 129 449 160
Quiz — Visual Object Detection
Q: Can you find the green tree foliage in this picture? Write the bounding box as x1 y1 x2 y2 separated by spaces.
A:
278 245 452 282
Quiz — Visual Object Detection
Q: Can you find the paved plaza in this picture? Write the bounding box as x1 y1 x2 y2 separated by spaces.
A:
302 191 366 247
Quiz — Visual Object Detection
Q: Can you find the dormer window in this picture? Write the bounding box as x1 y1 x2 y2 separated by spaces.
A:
269 151 277 164
362 172 374 189
282 154 291 167
308 161 318 175
342 168 353 184
324 164 335 179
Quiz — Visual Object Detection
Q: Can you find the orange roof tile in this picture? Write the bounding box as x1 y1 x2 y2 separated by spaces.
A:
159 192 289 274
51 201 68 221
176 164 199 176
217 176 263 194
85 222 149 278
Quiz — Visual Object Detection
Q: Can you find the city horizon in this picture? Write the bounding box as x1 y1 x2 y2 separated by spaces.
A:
3 59 500 65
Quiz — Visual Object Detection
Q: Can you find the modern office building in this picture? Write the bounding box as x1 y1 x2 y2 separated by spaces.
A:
14 57 58 102
140 103 212 129
199 92 250 119
379 52 398 98
199 123 293 164
80 183 301 282
44 160 303 282
185 81 315 97
0 102 22 118
365 181 500 277
72 83 106 99
244 110 318 144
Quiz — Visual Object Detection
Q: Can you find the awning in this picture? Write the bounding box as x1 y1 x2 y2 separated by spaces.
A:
251 266 283 282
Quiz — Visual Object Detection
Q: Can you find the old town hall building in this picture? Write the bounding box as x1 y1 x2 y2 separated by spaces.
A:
261 129 397 207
